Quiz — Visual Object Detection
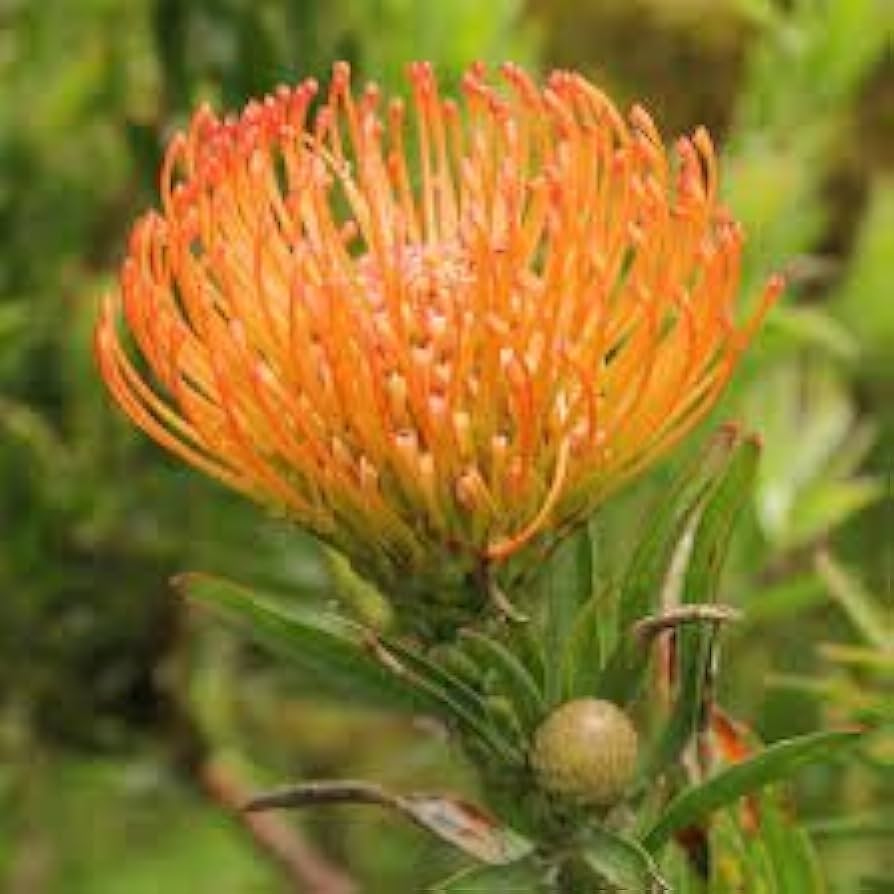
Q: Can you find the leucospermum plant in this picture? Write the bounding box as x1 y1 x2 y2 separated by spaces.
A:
96 62 862 892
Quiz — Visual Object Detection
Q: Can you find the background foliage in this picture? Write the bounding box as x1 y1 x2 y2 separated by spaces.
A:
1 0 890 891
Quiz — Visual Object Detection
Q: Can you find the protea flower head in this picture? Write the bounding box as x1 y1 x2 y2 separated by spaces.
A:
96 61 781 602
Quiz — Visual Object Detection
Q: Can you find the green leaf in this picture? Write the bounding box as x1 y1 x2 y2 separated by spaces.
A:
618 426 743 635
814 550 892 650
834 178 894 368
563 589 608 701
808 808 894 840
430 861 545 892
759 792 825 894
175 573 433 713
505 621 547 695
858 877 894 894
429 643 486 691
818 642 894 673
766 672 879 714
582 826 669 892
765 304 858 359
377 635 523 763
706 808 771 893
324 546 392 629
742 573 825 623
481 695 527 747
660 839 707 894
679 436 761 608
541 523 596 705
643 437 760 776
458 629 545 734
597 426 742 705
745 357 879 549
820 419 877 482
785 477 882 548
643 728 865 853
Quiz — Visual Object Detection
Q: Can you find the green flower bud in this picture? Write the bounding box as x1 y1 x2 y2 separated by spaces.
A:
531 698 638 806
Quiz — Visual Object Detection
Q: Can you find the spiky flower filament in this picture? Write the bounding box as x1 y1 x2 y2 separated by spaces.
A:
96 61 781 591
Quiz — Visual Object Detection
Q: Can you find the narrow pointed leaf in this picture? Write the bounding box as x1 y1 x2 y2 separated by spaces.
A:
430 862 545 892
643 437 760 776
814 550 891 650
759 792 825 894
458 628 545 733
617 425 742 635
707 808 770 892
639 619 715 782
506 621 547 694
597 427 742 704
680 436 760 608
563 590 607 700
582 826 669 892
807 809 894 840
542 524 596 705
644 729 864 852
377 635 523 762
786 477 882 548
176 573 434 713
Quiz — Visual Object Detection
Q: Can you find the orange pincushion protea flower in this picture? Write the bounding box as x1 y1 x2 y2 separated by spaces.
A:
96 61 780 593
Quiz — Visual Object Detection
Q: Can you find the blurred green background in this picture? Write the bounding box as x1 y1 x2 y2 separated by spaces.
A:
1 0 890 891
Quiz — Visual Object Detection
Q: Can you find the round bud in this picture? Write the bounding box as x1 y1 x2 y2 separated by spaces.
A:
531 698 638 806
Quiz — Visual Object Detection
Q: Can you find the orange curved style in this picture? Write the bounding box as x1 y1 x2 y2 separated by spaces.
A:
96 61 781 587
